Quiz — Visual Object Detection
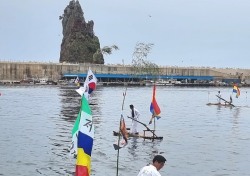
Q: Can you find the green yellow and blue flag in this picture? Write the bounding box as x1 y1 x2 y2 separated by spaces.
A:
71 96 94 176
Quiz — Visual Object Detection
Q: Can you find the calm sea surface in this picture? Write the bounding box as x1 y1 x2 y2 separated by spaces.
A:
0 85 250 176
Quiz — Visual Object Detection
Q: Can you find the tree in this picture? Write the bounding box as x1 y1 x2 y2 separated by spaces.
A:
131 42 159 78
101 45 119 55
93 45 119 64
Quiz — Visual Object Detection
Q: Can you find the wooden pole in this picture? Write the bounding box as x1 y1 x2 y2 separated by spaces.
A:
153 117 156 141
116 87 127 176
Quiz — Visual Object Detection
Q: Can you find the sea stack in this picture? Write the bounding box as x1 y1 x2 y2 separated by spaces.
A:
59 0 104 64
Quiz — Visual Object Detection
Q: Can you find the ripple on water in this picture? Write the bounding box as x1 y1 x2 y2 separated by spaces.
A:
1 86 250 176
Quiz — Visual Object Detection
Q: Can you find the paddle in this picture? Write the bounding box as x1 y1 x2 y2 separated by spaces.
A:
216 95 235 107
127 116 158 138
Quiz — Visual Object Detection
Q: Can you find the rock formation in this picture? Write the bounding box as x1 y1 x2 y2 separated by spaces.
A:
59 0 104 64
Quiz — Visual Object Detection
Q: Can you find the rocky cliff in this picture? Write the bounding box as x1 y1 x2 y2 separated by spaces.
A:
59 0 104 64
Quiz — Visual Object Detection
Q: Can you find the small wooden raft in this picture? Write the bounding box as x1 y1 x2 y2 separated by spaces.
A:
215 95 235 107
113 130 163 140
206 103 234 107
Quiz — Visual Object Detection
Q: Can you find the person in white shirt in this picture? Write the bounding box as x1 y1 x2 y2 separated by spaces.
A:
129 104 140 134
137 155 166 176
217 91 221 104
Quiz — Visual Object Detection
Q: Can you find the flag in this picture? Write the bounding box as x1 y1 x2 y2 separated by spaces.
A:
120 116 128 145
233 84 240 98
70 111 80 157
76 69 97 100
113 115 128 150
150 84 161 119
72 96 94 176
75 76 80 83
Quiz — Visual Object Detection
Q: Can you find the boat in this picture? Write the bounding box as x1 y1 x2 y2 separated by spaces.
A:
113 84 163 142
206 102 234 107
207 89 238 107
155 79 174 86
59 79 82 89
36 77 49 85
113 115 163 140
60 84 80 89
144 80 154 86
206 96 235 107
113 130 163 140
145 79 174 86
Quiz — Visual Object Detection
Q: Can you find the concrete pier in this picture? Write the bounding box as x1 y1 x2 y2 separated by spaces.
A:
0 61 249 82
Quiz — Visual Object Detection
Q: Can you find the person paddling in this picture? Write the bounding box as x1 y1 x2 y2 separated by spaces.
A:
217 91 222 104
225 95 233 105
129 104 140 135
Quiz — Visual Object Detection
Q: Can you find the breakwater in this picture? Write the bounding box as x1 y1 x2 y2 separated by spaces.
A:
0 61 249 82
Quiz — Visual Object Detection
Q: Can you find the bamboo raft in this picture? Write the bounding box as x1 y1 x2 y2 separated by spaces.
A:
113 129 163 140
206 102 234 107
207 95 235 107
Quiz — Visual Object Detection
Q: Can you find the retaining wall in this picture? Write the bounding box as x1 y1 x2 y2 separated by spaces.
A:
0 61 245 81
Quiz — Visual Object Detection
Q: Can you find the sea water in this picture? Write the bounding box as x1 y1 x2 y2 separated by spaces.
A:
0 85 250 176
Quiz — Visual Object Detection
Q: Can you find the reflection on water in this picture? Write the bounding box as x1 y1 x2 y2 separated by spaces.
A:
127 138 138 158
232 107 240 120
60 89 80 122
0 86 250 176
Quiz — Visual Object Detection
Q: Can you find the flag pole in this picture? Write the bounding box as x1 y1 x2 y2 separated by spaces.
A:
153 117 156 141
153 83 156 141
116 87 127 176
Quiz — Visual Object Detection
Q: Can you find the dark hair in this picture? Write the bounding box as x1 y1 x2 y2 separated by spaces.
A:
130 104 134 108
153 155 166 163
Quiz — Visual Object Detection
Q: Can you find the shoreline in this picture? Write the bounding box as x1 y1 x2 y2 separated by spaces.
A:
1 82 250 87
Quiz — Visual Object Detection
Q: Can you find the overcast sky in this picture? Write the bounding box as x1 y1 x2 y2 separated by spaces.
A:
0 0 250 68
